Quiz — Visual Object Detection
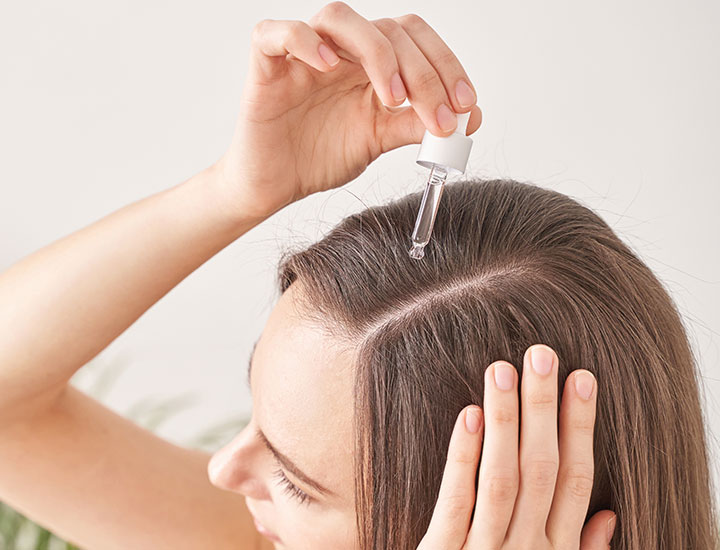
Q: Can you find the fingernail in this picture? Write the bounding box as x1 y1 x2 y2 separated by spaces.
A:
494 363 515 391
530 345 554 376
390 72 407 102
455 79 476 108
575 370 596 400
436 103 457 132
318 43 340 67
465 407 482 434
606 514 617 543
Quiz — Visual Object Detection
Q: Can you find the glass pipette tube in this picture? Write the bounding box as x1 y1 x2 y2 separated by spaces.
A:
409 163 448 259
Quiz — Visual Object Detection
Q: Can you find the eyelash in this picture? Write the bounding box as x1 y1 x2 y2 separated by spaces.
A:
272 466 312 506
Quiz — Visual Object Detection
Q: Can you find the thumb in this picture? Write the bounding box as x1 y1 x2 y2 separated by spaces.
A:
580 510 618 549
377 104 482 154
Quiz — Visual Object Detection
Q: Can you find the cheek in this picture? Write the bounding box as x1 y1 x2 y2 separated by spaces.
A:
271 502 358 550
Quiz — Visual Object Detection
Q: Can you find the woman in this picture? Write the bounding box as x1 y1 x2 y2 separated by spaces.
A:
0 3 716 549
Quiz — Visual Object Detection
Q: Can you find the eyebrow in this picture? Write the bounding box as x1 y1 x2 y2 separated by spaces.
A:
255 427 335 497
245 337 335 498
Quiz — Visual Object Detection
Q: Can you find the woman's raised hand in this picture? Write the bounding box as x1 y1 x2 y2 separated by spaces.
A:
216 2 482 220
417 344 617 550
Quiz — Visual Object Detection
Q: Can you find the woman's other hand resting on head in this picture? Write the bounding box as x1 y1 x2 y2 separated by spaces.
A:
418 344 617 550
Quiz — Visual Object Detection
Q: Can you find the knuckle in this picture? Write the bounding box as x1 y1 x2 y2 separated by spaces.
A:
480 468 518 502
451 447 477 464
490 405 516 425
358 37 394 71
526 388 556 410
251 19 270 40
563 463 595 499
397 13 426 29
524 455 559 489
374 17 401 34
321 1 350 18
435 49 458 68
411 69 440 93
412 69 440 92
450 448 478 466
286 21 306 43
439 491 473 516
568 414 596 435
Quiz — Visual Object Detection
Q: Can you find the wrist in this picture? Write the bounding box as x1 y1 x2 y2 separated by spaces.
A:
189 160 272 234
213 152 297 222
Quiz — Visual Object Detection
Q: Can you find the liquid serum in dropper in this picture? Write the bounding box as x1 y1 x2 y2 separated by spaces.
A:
409 110 474 260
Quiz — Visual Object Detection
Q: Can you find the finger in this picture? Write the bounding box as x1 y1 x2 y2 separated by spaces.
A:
308 2 405 108
371 17 459 138
249 19 343 84
547 368 599 547
504 344 560 545
579 510 617 550
377 103 483 154
465 361 520 550
393 14 478 115
418 405 484 550
319 35 360 63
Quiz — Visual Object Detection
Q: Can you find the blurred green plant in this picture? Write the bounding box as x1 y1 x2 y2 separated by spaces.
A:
0 354 249 550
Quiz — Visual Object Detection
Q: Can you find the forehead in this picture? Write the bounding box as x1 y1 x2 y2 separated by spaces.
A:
251 282 355 501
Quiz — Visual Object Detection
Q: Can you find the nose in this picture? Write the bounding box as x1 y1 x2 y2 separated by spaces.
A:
207 425 270 500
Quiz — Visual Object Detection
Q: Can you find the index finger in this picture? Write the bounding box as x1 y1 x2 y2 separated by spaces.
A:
546 369 598 547
417 405 484 550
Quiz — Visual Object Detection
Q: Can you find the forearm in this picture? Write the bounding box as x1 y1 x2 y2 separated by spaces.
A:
0 163 264 423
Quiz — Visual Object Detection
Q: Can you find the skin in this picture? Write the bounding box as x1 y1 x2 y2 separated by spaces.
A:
0 3 615 548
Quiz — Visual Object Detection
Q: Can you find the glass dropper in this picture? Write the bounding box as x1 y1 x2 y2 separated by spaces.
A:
408 163 448 259
409 110 474 260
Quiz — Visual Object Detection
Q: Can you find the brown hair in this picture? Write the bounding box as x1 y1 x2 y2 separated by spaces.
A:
275 177 719 549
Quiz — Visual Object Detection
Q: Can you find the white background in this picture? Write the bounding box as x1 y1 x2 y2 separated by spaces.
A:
1 0 718 506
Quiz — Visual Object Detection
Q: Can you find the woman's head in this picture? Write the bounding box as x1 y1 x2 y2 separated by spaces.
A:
208 177 718 549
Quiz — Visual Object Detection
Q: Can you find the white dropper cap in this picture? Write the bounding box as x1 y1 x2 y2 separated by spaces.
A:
415 111 473 176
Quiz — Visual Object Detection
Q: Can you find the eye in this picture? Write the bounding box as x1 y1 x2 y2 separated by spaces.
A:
272 467 313 506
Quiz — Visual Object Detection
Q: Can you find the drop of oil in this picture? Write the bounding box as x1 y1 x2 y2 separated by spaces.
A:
409 243 426 260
